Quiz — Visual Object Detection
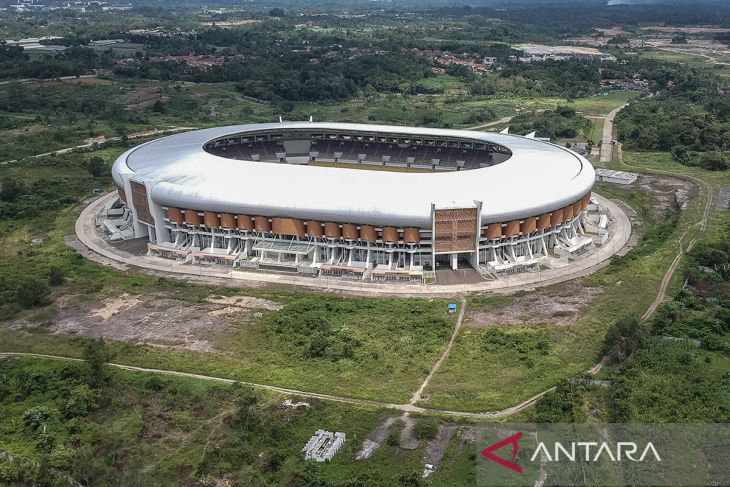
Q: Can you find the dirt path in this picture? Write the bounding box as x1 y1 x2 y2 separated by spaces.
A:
1 126 196 165
409 298 467 405
615 143 714 320
468 116 514 130
3 101 714 419
599 103 629 164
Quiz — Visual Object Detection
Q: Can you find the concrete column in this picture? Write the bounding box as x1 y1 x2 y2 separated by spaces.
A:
451 253 458 270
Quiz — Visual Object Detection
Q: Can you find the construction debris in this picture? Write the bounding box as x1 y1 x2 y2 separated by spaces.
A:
303 430 346 462
282 399 310 410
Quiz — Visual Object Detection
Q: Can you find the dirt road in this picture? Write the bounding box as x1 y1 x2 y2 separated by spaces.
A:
409 298 466 405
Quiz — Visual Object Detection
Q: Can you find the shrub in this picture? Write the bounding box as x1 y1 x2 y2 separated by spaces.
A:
48 266 64 285
62 385 96 418
413 417 439 440
23 405 55 430
87 156 106 177
602 315 647 362
16 277 51 308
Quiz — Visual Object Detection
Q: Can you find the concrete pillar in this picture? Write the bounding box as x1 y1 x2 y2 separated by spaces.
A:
451 253 458 270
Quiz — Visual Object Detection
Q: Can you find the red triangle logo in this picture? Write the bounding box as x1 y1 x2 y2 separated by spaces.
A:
481 431 523 474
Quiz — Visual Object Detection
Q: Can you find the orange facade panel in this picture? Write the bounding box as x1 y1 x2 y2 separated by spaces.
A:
572 201 582 216
272 217 305 237
520 217 537 235
220 213 236 229
237 215 254 231
117 187 127 204
550 209 564 226
433 207 478 252
204 211 220 228
537 213 551 231
307 220 323 237
168 207 183 224
342 223 358 240
484 223 503 239
130 180 154 225
255 216 271 233
403 227 421 244
564 204 574 220
382 226 399 243
325 222 341 239
184 209 201 226
504 220 520 237
359 225 376 242
581 193 591 209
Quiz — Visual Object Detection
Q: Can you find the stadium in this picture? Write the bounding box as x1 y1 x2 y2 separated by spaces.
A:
108 121 602 283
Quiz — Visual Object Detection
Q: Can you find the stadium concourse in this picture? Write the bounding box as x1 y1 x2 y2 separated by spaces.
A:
96 121 629 287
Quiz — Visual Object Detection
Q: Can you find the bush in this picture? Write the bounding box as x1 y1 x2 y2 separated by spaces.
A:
386 428 401 446
48 266 64 285
602 315 647 362
48 445 76 469
698 152 728 171
23 405 55 430
413 417 439 440
87 156 106 177
82 338 113 387
62 384 96 418
535 380 578 423
16 277 51 308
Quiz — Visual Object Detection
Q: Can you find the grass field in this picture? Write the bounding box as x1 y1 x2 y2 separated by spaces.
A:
0 357 437 486
637 49 730 77
570 90 642 115
418 175 708 412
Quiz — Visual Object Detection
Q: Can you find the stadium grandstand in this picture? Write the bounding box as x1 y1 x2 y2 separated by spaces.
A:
109 122 601 283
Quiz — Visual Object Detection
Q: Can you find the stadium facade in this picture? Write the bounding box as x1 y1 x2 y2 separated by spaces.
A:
110 122 596 281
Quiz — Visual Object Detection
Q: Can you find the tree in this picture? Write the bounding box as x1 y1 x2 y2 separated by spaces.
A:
48 266 64 286
0 176 24 202
23 405 55 430
83 338 112 387
16 277 50 308
62 384 96 418
699 152 728 171
269 7 285 17
602 315 647 362
232 385 259 433
87 156 106 177
151 99 166 114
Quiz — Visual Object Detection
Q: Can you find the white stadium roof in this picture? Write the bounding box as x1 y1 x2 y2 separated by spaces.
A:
112 122 595 227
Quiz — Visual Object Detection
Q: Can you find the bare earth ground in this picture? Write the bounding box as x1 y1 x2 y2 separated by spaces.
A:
355 416 398 460
637 174 699 213
6 293 282 353
423 424 458 472
399 415 420 450
466 282 603 328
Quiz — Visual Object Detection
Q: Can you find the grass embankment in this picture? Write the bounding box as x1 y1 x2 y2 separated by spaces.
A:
419 172 708 412
0 149 456 403
0 357 435 486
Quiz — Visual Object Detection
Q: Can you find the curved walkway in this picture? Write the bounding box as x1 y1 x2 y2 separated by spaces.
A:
8 106 705 421
5 172 710 419
74 193 631 297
